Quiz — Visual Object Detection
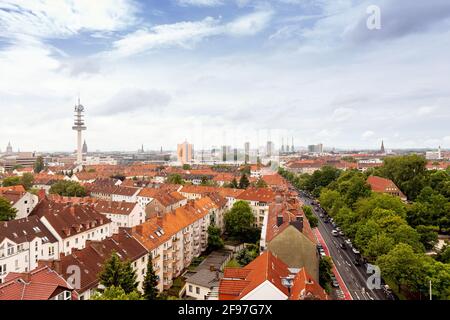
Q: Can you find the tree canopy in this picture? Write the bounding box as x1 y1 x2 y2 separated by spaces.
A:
0 197 17 221
49 180 86 197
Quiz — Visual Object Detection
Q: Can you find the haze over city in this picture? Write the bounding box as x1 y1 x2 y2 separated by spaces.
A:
1 0 450 152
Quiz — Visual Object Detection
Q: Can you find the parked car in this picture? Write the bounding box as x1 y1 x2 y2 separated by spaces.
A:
339 242 347 250
353 259 361 266
352 247 360 254
330 276 339 288
335 227 341 232
345 239 352 246
319 213 324 218
332 230 339 236
339 231 345 236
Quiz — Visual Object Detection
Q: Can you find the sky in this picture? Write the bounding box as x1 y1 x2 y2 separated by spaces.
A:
0 0 449 152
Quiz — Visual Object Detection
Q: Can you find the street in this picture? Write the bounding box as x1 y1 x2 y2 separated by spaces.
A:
299 193 389 301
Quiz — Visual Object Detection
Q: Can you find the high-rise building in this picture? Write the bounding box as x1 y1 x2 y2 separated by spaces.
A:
82 140 88 154
244 142 250 163
6 142 13 155
72 99 87 164
177 141 193 165
222 145 227 162
266 141 274 157
308 143 323 154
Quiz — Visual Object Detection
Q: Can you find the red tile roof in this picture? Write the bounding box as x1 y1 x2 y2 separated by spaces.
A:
367 176 406 199
236 187 276 203
219 251 328 300
0 266 74 300
31 198 111 239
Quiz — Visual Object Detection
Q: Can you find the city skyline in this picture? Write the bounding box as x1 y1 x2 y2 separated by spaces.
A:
1 0 450 151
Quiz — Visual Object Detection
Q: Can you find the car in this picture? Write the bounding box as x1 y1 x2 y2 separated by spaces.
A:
353 259 361 266
329 218 334 222
324 219 329 224
339 242 347 249
319 213 324 218
330 277 339 288
320 251 326 258
352 248 360 254
345 239 352 246
331 230 339 236
335 227 341 232
331 223 337 228
339 231 345 236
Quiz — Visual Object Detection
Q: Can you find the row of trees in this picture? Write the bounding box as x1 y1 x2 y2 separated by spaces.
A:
280 157 450 299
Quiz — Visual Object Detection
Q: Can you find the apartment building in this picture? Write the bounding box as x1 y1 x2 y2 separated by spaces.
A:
0 216 59 283
32 199 113 256
131 197 218 292
236 188 276 227
93 200 145 234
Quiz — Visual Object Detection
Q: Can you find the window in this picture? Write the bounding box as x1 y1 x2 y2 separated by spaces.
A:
49 246 55 256
0 264 7 275
66 241 70 247
189 285 193 292
75 238 79 244
7 246 14 255
15 259 19 270
196 287 200 294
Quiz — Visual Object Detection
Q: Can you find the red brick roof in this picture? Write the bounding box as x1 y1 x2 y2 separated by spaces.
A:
42 229 147 293
236 187 276 203
93 200 138 216
31 198 111 239
0 265 74 300
219 251 328 300
367 176 405 199
219 251 291 300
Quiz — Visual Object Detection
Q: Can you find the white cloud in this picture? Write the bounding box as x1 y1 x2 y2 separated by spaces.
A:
417 105 437 116
362 130 374 139
0 0 138 39
177 0 224 7
110 10 273 57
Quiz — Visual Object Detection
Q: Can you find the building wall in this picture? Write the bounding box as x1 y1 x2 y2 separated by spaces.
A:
241 281 287 300
185 283 211 300
13 193 39 220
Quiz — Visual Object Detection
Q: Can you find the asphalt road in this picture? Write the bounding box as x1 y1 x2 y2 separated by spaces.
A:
300 193 389 301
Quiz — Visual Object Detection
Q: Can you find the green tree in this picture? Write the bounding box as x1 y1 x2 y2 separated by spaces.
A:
119 260 139 294
142 254 159 300
182 164 191 170
0 197 17 221
91 286 142 300
239 174 250 189
254 178 268 188
319 256 333 293
376 243 423 294
230 178 239 189
224 201 256 241
34 156 45 173
2 176 21 187
379 154 428 201
49 180 86 197
166 174 184 185
364 233 395 261
415 225 439 251
236 244 259 266
21 173 34 190
98 252 138 294
207 225 224 251
302 205 318 228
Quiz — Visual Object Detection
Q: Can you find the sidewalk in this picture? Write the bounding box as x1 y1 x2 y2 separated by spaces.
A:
314 228 353 300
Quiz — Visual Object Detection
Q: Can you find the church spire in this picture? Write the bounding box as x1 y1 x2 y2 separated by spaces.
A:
380 140 385 154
